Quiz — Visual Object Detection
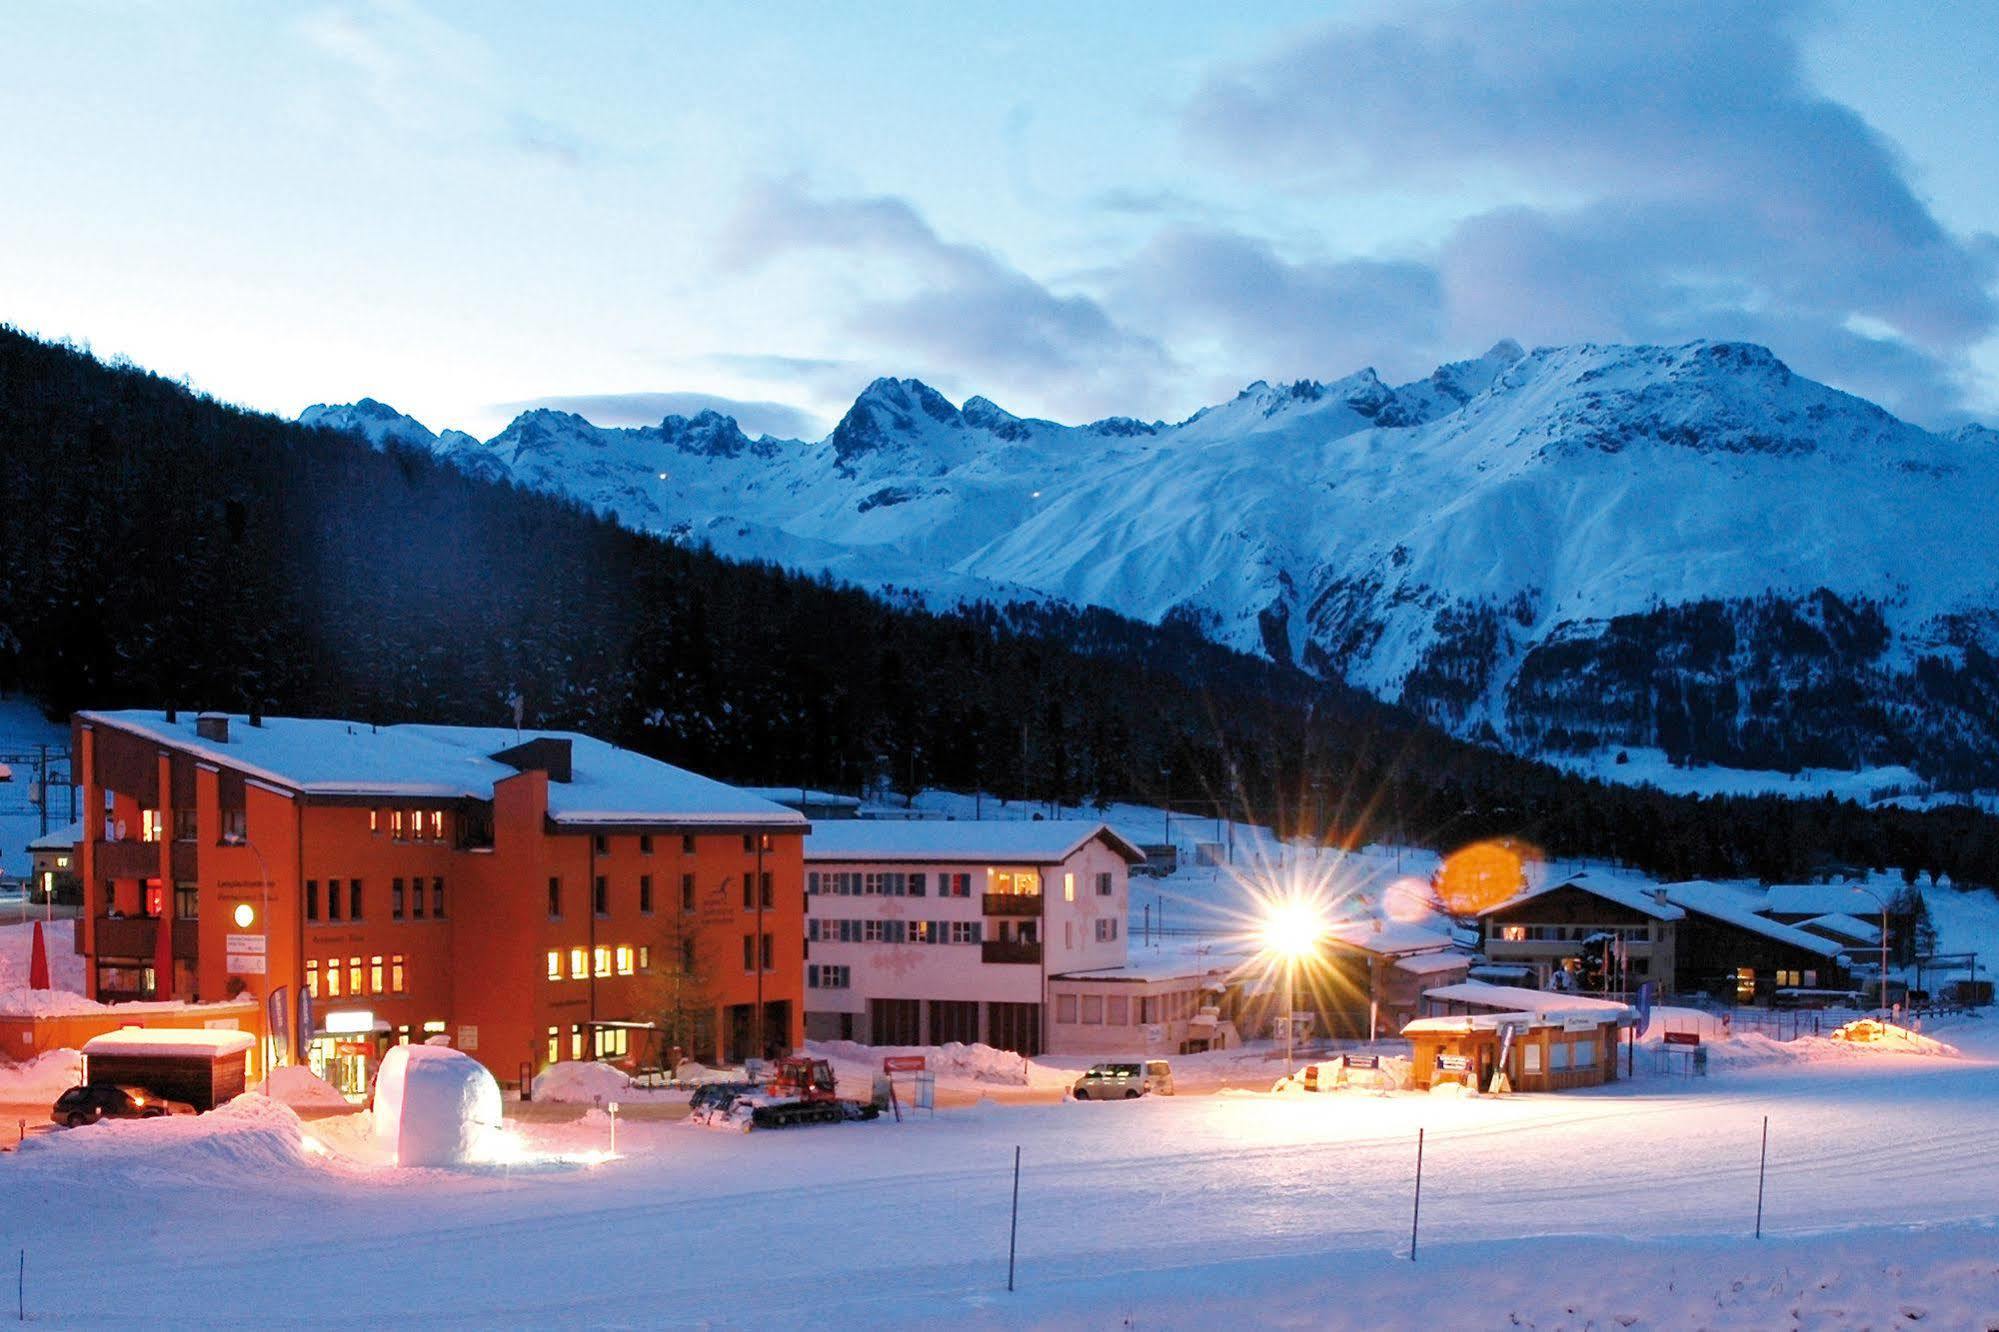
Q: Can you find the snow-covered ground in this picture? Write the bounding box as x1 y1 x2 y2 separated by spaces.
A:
0 695 71 880
0 917 84 995
4 1015 1997 1326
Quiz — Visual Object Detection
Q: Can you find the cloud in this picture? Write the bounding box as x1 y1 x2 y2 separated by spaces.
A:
490 390 828 441
719 178 1173 419
1182 0 1999 421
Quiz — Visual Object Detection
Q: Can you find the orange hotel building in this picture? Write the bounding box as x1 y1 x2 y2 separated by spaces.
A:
74 709 807 1093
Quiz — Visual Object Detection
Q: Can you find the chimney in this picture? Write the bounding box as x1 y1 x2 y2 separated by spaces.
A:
164 704 177 723
1651 887 1670 906
249 704 264 728
195 713 230 744
491 736 573 783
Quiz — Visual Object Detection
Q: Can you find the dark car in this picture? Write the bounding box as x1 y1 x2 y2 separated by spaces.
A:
50 1083 196 1127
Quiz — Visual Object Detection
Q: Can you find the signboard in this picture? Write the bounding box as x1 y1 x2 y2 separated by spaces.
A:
882 1055 927 1073
1342 1054 1380 1070
323 1010 375 1035
225 954 267 975
225 933 266 955
458 1026 479 1051
267 985 289 1063
1563 1014 1600 1033
335 1041 371 1057
296 989 315 1061
1664 1030 1701 1047
1436 1053 1471 1072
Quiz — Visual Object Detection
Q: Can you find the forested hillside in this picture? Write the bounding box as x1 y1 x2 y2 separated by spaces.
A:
4 326 1999 889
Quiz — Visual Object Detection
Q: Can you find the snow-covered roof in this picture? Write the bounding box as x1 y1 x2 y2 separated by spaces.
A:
804 820 1142 865
79 711 804 829
1763 883 1891 918
1327 919 1458 956
741 786 862 809
1394 951 1474 977
1420 981 1632 1023
1795 912 1882 944
1660 881 1845 958
1051 958 1229 984
1479 874 1685 922
82 1027 256 1057
27 820 81 852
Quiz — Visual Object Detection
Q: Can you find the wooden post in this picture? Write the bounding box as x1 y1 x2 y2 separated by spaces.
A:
1755 1116 1769 1239
1007 1146 1022 1291
1409 1127 1425 1261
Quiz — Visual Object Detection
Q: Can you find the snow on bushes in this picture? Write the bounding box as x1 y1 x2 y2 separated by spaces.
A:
532 1060 632 1104
371 1044 503 1167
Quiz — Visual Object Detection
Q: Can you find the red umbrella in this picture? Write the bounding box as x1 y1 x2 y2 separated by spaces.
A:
152 897 175 1001
28 919 50 990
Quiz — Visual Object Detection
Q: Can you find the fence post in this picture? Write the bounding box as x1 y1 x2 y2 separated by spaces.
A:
1007 1145 1021 1292
16 1247 22 1322
1409 1127 1425 1261
1754 1116 1769 1239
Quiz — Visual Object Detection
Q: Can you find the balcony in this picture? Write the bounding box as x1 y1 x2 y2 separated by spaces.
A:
95 838 164 879
982 940 1042 966
93 915 198 961
982 892 1044 917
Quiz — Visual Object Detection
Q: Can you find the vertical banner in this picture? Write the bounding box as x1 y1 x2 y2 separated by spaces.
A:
267 985 290 1068
296 988 316 1064
1636 981 1654 1039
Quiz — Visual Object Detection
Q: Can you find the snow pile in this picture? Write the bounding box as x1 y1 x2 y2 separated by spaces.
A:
258 1064 352 1108
15 1091 309 1181
0 919 86 996
371 1044 503 1167
0 1047 81 1099
533 1060 632 1104
1828 1019 1960 1056
811 1040 1034 1086
0 984 104 1016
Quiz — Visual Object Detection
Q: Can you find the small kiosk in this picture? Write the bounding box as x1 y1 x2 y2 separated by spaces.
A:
80 1027 257 1111
1402 983 1633 1093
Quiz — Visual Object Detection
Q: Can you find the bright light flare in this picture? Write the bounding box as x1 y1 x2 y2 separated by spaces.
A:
1259 899 1328 958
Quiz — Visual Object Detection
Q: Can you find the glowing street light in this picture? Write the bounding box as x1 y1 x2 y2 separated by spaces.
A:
1259 898 1327 1076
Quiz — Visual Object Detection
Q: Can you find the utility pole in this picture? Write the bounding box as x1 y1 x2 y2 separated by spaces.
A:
36 746 47 838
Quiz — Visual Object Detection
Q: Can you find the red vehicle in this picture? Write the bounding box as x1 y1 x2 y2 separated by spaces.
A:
690 1056 880 1130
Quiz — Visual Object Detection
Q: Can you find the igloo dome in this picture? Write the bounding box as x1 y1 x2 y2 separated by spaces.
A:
371 1044 503 1166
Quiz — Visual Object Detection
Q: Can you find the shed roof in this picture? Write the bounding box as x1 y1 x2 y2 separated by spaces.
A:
804 820 1143 865
82 1027 257 1057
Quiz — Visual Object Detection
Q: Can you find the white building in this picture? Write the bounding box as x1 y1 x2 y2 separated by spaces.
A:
802 821 1154 1055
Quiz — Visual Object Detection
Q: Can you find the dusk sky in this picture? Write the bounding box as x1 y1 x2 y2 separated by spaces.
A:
5 0 1997 438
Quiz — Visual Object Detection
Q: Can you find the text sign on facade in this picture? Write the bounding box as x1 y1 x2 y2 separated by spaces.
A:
1562 1015 1599 1033
225 954 267 975
458 1026 479 1051
882 1055 926 1073
1343 1054 1380 1070
1436 1053 1471 1072
225 934 266 954
1663 1030 1701 1046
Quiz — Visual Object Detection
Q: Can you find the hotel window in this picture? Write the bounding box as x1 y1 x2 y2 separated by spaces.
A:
571 1025 584 1060
174 807 198 842
1107 996 1129 1025
1097 872 1113 897
326 960 342 998
174 884 197 919
411 875 426 919
1735 967 1756 1002
761 933 774 971
327 879 342 922
760 872 774 908
370 809 380 835
392 879 405 919
370 955 384 994
141 809 163 843
429 810 444 842
1057 994 1078 1023
594 834 608 855
305 880 319 922
547 1026 560 1064
390 810 404 840
682 834 696 854
1081 995 1103 1025
349 880 363 921
638 945 651 972
548 877 562 919
546 950 562 981
615 945 634 976
391 954 405 993
742 934 755 972
1064 873 1075 902
680 937 695 972
305 960 320 998
640 834 653 855
639 875 653 914
593 946 611 978
681 873 696 912
1501 925 1527 942
348 956 363 994
569 947 587 980
594 876 608 917
431 878 444 918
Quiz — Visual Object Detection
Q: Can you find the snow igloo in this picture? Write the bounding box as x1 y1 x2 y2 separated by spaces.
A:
371 1044 503 1166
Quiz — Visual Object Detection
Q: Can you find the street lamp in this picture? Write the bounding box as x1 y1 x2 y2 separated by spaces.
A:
1260 899 1325 1077
1851 886 1892 1018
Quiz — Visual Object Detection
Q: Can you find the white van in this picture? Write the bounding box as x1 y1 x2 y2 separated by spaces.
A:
1071 1060 1174 1100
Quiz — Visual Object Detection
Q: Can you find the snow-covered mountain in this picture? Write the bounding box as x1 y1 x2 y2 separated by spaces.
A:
301 341 1999 786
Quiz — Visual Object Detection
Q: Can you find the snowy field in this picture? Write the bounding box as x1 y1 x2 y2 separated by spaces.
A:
4 1017 1998 1327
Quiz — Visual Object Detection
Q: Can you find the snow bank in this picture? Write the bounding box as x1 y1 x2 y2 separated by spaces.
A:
15 1091 309 1181
258 1064 351 1108
810 1039 1040 1087
0 919 85 994
0 983 102 1016
371 1044 503 1167
0 1047 80 1099
533 1060 631 1104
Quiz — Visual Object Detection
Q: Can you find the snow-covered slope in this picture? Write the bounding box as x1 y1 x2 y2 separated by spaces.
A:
301 340 1999 785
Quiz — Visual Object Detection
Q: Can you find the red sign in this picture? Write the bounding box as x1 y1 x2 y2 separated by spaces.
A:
1663 1030 1701 1046
882 1056 927 1073
335 1041 372 1057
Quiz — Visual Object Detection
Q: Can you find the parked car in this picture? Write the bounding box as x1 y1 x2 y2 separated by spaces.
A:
1071 1060 1174 1100
50 1083 196 1127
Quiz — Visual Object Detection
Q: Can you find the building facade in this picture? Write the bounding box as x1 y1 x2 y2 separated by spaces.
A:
74 710 807 1092
800 821 1146 1055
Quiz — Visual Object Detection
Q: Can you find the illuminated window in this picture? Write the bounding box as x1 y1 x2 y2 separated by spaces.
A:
429 810 444 841
407 810 421 842
348 956 363 994
1735 967 1756 1002
305 960 320 998
547 1026 560 1064
390 810 404 840
593 945 611 978
546 950 562 981
326 960 342 998
141 809 164 843
370 809 380 835
422 1020 446 1034
1064 873 1075 902
391 955 405 993
1501 925 1527 942
570 1025 584 1060
594 1027 628 1058
570 947 587 980
370 955 384 993
614 945 633 975
638 945 651 972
